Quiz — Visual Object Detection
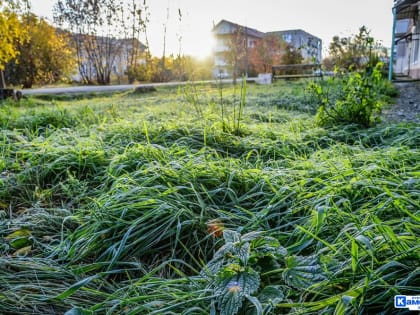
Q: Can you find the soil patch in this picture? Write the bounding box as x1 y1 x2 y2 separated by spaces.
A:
382 81 420 123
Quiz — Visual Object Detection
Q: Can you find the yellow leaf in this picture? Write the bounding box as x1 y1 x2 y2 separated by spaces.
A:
13 245 32 256
5 229 31 240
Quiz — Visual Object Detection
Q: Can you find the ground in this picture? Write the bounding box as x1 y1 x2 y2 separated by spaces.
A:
382 81 420 123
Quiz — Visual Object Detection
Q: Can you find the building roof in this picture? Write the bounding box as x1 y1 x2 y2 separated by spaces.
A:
69 32 146 50
267 29 322 42
213 19 265 38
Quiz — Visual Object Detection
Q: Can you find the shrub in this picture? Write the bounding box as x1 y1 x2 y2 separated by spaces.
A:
310 63 386 128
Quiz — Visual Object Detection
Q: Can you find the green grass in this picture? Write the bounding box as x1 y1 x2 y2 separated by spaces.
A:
0 80 418 314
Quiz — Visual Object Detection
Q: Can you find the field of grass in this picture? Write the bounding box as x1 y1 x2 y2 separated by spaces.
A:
0 80 419 314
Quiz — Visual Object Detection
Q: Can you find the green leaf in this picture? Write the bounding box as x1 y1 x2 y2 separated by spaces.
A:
9 237 31 249
258 285 284 305
5 229 32 249
203 242 235 276
252 236 287 258
215 269 261 315
237 242 250 265
241 231 263 242
238 270 260 296
282 255 327 289
224 230 240 243
206 230 253 273
219 285 242 315
244 294 263 315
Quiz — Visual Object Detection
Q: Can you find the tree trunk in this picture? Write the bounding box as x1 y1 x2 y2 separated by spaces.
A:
0 70 6 89
23 80 33 89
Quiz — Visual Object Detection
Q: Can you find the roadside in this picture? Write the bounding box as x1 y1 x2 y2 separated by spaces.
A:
382 81 420 123
20 81 193 96
19 78 254 96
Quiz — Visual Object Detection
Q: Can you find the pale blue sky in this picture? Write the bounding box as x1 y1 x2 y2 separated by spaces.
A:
32 0 395 58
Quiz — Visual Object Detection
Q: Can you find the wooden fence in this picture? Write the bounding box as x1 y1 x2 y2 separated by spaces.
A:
272 63 322 79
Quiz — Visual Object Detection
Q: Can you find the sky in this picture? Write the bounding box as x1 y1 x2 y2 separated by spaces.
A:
31 0 395 59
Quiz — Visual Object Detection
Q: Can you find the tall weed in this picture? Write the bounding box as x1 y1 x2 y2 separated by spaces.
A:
310 63 388 127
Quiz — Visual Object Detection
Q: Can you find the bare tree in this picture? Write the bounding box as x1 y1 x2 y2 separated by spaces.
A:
123 0 149 83
54 0 147 85
224 27 247 84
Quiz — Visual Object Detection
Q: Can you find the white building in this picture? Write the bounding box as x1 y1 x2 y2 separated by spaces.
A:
393 0 420 79
212 20 265 78
212 19 322 78
266 30 322 64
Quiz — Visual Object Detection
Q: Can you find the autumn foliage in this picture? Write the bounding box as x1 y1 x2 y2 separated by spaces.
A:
249 35 285 73
5 14 75 88
207 219 225 238
0 0 27 70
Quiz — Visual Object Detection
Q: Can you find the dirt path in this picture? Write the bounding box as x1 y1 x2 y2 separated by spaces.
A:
382 81 420 123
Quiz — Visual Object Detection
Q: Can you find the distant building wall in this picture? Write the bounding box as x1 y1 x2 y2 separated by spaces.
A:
268 30 322 63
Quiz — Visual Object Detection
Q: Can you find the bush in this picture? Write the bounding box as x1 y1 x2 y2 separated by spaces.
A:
309 63 387 128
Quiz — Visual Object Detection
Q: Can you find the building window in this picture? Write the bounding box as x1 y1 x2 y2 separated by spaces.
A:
282 34 292 43
396 19 410 35
217 24 230 34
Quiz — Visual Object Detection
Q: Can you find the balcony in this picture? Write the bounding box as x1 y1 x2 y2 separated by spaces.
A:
214 45 229 53
214 57 227 66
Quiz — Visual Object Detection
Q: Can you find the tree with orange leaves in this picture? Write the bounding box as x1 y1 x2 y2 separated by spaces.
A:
249 34 286 73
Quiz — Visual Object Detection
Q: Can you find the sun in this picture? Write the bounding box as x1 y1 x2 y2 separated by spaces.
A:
183 28 215 59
